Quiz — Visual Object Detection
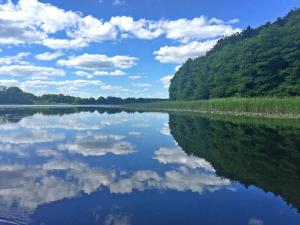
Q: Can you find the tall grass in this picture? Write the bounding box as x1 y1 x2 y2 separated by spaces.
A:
123 97 300 115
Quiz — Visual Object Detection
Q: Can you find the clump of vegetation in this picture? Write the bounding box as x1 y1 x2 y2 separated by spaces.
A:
123 97 300 115
170 9 300 100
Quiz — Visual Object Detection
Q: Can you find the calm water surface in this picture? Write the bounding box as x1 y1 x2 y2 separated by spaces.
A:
0 107 299 225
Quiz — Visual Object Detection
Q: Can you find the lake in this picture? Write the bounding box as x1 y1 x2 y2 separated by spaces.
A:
0 107 299 225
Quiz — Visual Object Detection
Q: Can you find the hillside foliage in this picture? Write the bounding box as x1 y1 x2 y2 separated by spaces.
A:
170 9 300 100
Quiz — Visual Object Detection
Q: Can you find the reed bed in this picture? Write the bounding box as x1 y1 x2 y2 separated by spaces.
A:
123 97 300 115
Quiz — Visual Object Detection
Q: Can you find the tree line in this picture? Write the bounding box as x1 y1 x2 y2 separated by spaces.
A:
0 86 166 105
170 9 300 100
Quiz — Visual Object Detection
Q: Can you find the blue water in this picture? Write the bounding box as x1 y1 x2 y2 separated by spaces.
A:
0 107 299 225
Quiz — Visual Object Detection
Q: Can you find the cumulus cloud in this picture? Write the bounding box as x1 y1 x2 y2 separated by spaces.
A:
59 132 135 157
0 162 116 211
0 52 30 65
0 65 65 78
0 112 233 221
110 16 163 39
15 112 128 132
154 147 215 172
131 83 152 88
0 160 231 217
94 70 126 76
1 79 108 97
58 54 138 70
0 0 115 48
110 15 240 42
154 40 217 64
229 18 240 24
0 0 240 49
0 0 74 45
76 70 126 78
128 131 142 136
42 38 89 50
0 79 20 87
0 129 65 144
158 16 241 43
160 123 171 136
128 75 142 80
35 51 63 61
112 0 126 6
18 79 103 96
160 75 174 88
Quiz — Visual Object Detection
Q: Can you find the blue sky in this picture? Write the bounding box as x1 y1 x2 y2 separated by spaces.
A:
0 0 299 98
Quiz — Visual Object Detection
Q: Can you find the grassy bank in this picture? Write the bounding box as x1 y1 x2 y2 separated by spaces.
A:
123 97 300 118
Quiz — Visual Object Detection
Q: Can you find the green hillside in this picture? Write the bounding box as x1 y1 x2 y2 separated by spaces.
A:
170 9 300 100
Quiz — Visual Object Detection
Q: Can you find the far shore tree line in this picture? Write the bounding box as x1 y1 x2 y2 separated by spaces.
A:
0 86 167 105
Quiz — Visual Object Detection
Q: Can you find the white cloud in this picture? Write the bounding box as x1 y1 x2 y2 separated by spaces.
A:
0 65 65 78
0 79 106 97
160 123 171 136
174 65 181 72
154 147 215 171
129 75 142 80
94 70 126 76
110 15 240 42
58 54 138 70
76 70 126 78
0 0 240 49
0 0 75 45
154 40 217 64
160 75 174 88
229 18 240 24
0 79 20 87
19 79 103 94
109 167 231 194
69 15 117 44
16 112 128 131
0 0 116 48
0 52 30 65
42 38 89 50
112 0 126 6
128 131 142 136
0 129 65 144
158 16 241 43
35 51 63 61
110 16 163 39
209 17 224 25
0 161 116 211
59 132 135 157
131 83 152 88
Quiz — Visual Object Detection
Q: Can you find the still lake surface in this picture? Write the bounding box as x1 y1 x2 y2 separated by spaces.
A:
0 107 299 225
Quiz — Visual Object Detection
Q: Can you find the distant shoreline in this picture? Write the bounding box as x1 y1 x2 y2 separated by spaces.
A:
1 97 300 119
0 104 119 108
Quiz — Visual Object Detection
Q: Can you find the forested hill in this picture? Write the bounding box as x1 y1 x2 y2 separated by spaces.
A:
0 86 166 105
170 9 300 100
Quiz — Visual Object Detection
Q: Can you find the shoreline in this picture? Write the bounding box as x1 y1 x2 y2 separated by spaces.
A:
122 107 300 119
121 98 300 119
0 98 300 120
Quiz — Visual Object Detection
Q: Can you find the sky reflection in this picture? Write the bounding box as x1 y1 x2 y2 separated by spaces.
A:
0 108 299 225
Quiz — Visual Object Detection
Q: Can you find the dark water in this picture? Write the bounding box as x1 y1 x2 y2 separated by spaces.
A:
0 107 299 225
